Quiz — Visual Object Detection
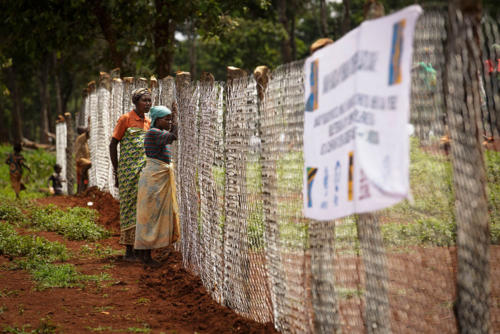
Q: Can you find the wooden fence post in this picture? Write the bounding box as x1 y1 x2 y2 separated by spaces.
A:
64 112 75 195
356 213 391 333
446 2 490 332
356 6 391 333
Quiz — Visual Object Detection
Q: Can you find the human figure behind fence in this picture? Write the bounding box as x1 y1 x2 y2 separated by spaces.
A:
48 164 65 195
109 88 152 262
5 143 31 199
74 126 91 194
135 105 180 267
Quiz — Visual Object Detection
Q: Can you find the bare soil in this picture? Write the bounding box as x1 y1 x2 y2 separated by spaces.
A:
0 187 277 333
1 187 498 333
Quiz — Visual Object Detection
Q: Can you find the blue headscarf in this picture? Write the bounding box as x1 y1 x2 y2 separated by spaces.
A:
149 106 172 128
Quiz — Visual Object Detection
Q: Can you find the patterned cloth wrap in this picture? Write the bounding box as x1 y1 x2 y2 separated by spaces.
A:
118 127 147 245
135 157 180 249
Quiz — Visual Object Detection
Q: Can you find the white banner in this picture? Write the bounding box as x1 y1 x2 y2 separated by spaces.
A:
303 5 422 220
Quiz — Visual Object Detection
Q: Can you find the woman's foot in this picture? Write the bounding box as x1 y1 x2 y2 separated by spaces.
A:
141 249 161 267
123 245 139 262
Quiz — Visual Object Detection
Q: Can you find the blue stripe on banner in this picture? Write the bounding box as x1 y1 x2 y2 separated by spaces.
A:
389 20 405 85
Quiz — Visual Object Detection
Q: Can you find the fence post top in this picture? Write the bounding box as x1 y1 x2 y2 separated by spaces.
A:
99 72 111 90
310 38 334 54
227 66 247 82
56 114 65 124
110 67 121 79
87 81 96 91
150 76 158 88
200 72 215 84
175 71 191 88
253 66 270 101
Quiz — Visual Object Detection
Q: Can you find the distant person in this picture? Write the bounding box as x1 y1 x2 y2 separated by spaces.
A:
48 164 65 195
135 105 180 266
74 126 91 193
110 88 151 262
5 143 31 199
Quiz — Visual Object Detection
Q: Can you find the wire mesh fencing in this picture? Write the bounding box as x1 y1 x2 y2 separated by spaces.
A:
55 120 67 194
63 6 500 333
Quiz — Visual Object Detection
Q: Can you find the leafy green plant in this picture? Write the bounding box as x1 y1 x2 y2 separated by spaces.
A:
127 326 151 333
0 221 110 290
0 201 26 225
2 316 57 333
30 263 111 290
79 244 120 259
86 326 113 332
30 205 110 241
0 223 68 263
336 287 364 300
135 297 150 305
0 289 20 297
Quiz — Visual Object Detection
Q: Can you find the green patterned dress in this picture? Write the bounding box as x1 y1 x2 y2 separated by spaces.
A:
118 127 147 245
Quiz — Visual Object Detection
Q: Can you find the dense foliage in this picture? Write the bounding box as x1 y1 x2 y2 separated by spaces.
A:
1 0 497 143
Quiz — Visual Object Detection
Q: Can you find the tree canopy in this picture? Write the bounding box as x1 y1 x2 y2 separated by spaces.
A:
0 0 497 143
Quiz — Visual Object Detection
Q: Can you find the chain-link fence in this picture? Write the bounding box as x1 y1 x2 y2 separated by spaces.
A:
57 6 500 333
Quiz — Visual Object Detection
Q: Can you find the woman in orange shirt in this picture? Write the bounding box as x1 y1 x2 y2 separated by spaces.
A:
109 88 151 261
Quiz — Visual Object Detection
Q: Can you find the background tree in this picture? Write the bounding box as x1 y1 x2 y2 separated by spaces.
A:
0 0 497 142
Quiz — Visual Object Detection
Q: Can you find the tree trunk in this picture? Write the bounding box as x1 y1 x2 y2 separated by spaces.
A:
6 67 23 144
278 0 293 63
53 53 63 117
154 0 176 78
39 57 50 144
90 0 124 69
342 0 351 35
0 98 9 142
290 11 297 60
319 0 328 37
189 21 197 80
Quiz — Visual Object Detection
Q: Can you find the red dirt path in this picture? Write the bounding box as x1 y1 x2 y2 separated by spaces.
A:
0 188 277 333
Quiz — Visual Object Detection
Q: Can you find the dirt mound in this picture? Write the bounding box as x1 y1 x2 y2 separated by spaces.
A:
34 187 120 233
142 249 277 333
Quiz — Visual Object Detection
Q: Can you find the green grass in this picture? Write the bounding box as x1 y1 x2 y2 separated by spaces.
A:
0 289 21 297
383 138 455 225
379 138 500 247
246 160 264 249
0 223 68 263
247 201 264 249
79 244 121 259
0 200 27 225
336 287 364 300
271 138 500 249
485 149 500 227
0 144 56 200
0 217 111 290
276 151 309 250
2 316 58 333
212 165 226 242
86 326 151 333
29 204 110 241
29 263 111 290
